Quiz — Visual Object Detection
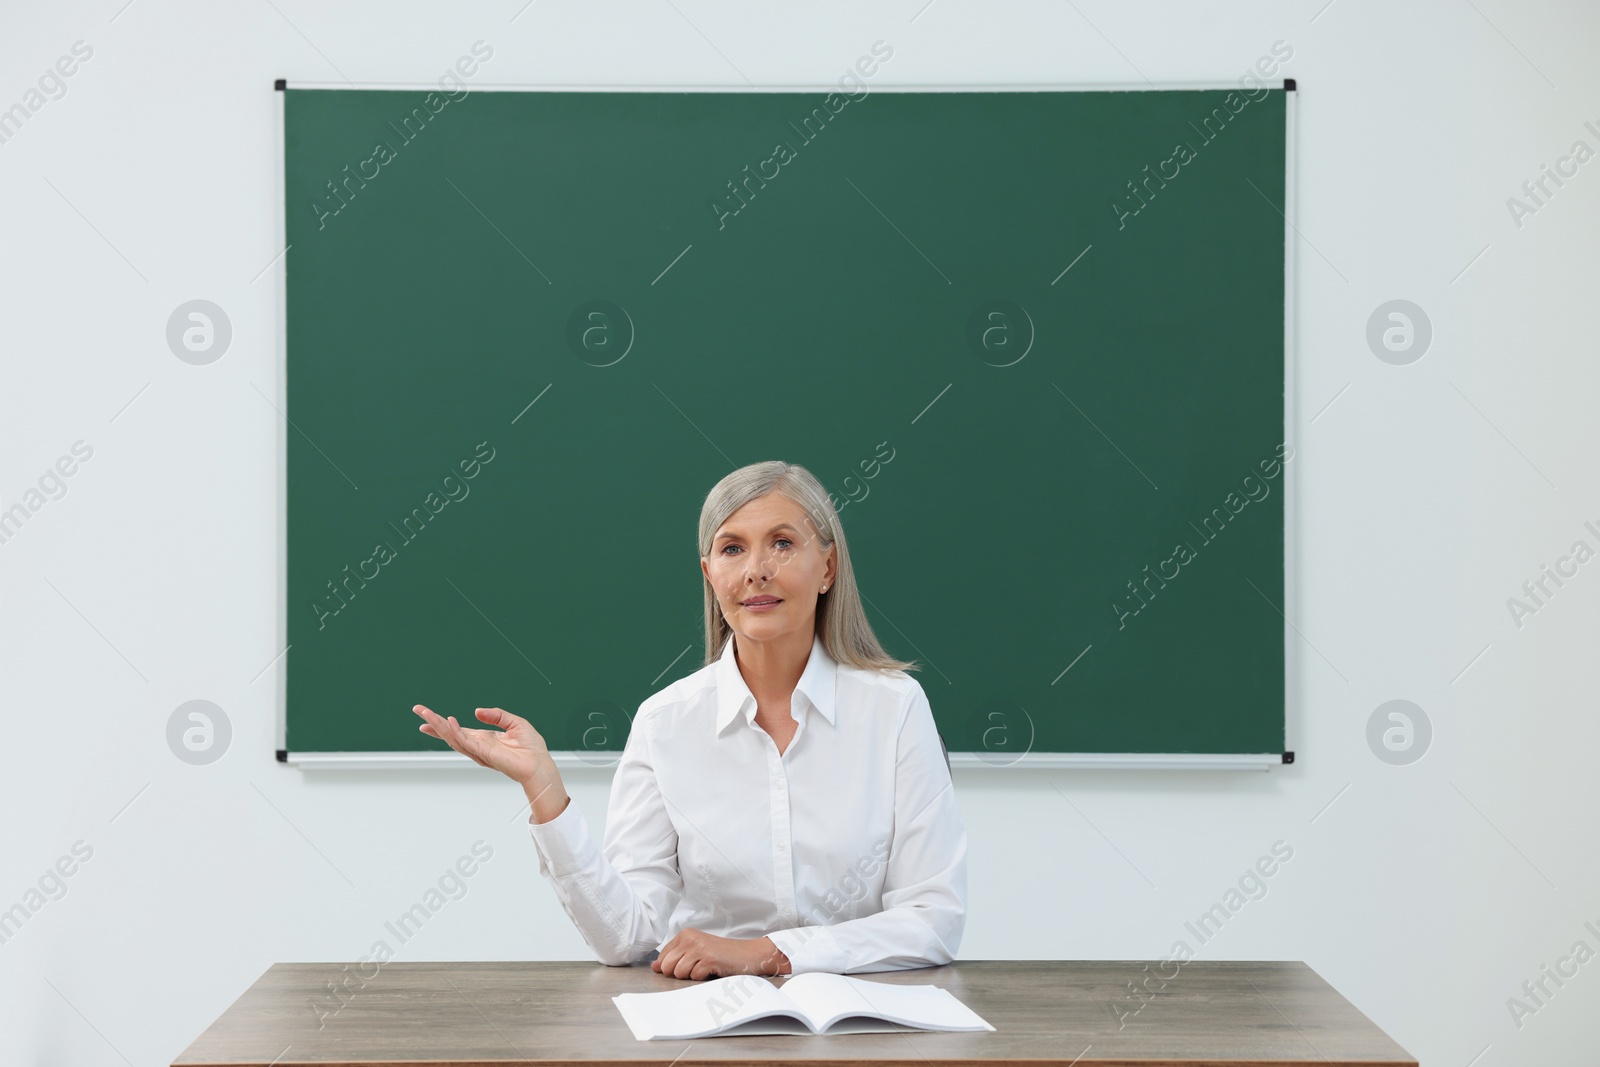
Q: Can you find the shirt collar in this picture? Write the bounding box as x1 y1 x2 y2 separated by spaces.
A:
714 632 837 736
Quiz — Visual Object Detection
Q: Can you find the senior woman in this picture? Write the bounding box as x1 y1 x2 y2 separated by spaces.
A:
413 461 967 981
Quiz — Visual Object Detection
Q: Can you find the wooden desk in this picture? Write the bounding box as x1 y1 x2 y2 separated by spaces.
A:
173 960 1415 1066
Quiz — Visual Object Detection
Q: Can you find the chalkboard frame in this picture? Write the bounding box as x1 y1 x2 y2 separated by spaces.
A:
268 79 1299 772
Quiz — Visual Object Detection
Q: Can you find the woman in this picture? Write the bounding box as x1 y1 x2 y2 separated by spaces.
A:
413 461 967 981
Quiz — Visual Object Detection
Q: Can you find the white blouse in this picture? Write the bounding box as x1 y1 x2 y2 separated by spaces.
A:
526 632 968 974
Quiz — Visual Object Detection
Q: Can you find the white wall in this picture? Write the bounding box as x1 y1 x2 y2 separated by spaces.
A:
3 1 1597 1064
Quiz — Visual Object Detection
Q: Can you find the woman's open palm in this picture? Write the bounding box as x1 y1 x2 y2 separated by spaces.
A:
413 704 549 785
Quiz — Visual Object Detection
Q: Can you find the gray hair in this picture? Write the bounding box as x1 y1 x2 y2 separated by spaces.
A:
697 461 918 674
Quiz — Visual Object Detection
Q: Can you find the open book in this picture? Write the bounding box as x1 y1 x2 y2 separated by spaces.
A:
612 972 995 1040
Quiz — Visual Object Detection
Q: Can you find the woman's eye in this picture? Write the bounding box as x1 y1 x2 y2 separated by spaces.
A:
721 538 793 556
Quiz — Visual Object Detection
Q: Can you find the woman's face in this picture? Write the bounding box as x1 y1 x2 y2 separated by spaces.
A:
701 492 837 645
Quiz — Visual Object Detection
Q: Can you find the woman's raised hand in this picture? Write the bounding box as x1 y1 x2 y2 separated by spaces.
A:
413 704 570 821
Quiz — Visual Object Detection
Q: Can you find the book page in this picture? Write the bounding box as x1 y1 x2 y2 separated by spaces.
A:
612 974 804 1040
716 1013 909 1037
777 973 995 1034
713 1015 814 1037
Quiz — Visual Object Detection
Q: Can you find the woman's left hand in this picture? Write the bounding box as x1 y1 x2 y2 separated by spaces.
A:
651 928 791 980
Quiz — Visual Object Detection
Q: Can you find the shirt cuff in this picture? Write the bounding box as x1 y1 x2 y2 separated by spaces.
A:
526 797 597 878
766 924 847 975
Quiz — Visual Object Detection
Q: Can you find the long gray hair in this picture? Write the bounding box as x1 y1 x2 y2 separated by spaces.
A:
698 461 917 673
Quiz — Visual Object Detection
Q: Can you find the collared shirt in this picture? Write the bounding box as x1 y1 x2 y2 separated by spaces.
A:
526 632 968 974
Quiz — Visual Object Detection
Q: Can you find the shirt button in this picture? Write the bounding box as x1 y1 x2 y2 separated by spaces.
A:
777 841 787 851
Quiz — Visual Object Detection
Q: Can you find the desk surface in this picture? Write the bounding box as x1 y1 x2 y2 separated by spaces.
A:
173 960 1416 1067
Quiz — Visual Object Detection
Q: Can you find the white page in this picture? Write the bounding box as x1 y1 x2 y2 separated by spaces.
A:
612 974 806 1040
777 973 995 1034
722 1015 912 1037
711 1015 814 1037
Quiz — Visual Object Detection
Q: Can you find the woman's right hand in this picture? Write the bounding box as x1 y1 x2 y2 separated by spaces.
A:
413 704 570 821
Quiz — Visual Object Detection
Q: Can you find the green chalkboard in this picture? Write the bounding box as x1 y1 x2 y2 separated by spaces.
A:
280 84 1290 761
